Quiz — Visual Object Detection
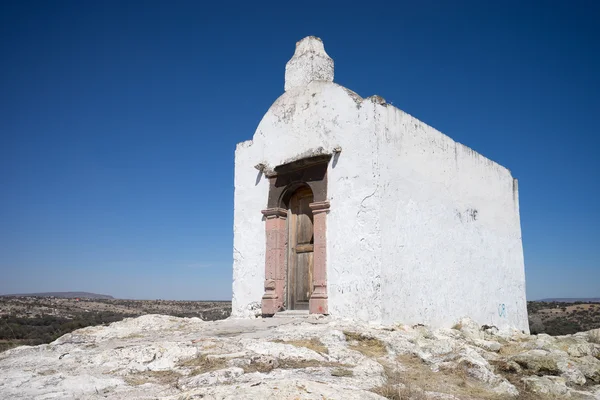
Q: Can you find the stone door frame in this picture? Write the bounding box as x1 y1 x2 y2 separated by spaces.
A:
260 156 330 316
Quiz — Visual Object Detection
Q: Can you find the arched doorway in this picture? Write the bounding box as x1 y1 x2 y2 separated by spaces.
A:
260 155 330 316
285 185 314 310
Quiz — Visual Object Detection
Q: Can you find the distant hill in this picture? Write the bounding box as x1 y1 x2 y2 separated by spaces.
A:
537 298 600 303
528 300 600 335
0 292 114 299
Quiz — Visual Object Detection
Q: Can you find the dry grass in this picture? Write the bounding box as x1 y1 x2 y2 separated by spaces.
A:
0 342 20 353
242 357 350 374
271 337 329 354
242 358 279 373
278 359 330 369
452 322 463 330
490 359 521 374
498 343 526 357
372 384 426 400
374 354 512 400
124 370 182 387
123 333 144 339
589 330 600 344
492 359 575 400
343 331 387 358
490 358 576 400
177 353 228 375
445 360 470 385
541 304 600 314
37 369 57 376
371 364 426 400
330 367 354 377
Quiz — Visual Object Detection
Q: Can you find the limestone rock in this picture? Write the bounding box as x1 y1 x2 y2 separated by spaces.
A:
179 367 244 390
574 355 600 383
521 376 570 397
557 359 587 385
511 349 562 375
454 317 486 341
1 315 600 399
570 387 600 400
472 338 503 352
165 379 383 400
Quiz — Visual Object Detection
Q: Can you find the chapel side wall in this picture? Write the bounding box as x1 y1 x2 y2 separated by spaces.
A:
376 105 529 332
231 140 270 317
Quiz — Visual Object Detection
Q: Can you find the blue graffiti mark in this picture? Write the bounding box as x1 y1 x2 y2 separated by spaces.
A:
498 303 507 317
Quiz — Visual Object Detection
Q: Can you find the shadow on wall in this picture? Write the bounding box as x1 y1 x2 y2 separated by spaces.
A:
256 170 262 186
332 152 340 168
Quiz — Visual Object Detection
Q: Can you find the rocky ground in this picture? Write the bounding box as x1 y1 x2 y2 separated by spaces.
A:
0 314 599 400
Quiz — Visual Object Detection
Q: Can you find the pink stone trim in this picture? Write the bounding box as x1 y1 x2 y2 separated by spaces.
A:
261 202 329 316
261 208 287 219
309 201 330 315
260 208 287 316
309 201 330 213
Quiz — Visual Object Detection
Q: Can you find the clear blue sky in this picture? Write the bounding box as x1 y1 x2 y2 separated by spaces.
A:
1 1 598 301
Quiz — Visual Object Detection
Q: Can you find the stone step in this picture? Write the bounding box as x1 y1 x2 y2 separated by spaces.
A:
273 310 310 318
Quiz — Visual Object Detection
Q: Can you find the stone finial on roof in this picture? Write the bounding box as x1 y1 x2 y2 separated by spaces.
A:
284 36 334 92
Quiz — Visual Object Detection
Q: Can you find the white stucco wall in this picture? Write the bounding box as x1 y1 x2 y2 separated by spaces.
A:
375 106 527 331
231 139 269 318
232 38 528 332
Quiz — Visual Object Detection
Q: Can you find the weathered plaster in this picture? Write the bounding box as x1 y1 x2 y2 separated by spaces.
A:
232 37 528 332
285 36 334 92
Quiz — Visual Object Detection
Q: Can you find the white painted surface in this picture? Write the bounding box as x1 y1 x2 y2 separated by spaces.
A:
284 36 334 92
232 140 269 318
232 37 528 332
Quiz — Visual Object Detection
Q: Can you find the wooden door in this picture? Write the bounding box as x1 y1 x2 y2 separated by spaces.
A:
287 186 314 310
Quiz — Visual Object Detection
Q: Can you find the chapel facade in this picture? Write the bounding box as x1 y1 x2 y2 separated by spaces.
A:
232 36 529 332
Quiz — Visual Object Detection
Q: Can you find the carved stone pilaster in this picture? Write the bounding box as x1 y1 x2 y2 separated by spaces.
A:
308 201 330 314
260 208 287 316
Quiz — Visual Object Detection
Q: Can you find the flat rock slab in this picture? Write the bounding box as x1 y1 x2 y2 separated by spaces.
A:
1 315 600 399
